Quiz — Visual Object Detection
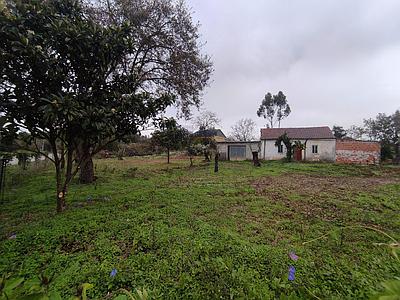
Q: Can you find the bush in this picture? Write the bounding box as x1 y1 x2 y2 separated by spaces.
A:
124 142 156 156
381 142 393 161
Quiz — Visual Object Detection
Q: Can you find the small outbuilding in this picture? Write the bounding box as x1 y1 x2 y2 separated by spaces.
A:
217 141 261 161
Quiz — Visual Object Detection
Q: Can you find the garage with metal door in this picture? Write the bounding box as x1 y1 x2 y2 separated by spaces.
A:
228 145 246 160
216 141 260 161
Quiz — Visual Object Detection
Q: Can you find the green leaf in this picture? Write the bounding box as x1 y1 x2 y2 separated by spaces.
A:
381 280 400 295
19 293 49 300
81 283 94 300
370 280 400 300
113 295 128 300
24 277 42 292
48 291 62 300
4 277 24 293
390 245 399 261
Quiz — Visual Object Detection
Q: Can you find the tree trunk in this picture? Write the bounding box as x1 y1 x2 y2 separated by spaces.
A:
56 144 76 212
56 189 66 212
55 166 66 212
167 148 170 164
189 156 193 167
252 151 261 167
394 143 400 164
78 142 94 184
79 155 94 184
214 152 219 172
60 143 65 170
286 144 293 162
204 151 210 162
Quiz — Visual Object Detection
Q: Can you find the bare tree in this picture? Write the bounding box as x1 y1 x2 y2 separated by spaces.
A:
346 125 365 140
193 110 220 130
230 118 257 141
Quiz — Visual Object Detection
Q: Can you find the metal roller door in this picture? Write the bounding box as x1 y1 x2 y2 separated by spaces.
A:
229 145 246 160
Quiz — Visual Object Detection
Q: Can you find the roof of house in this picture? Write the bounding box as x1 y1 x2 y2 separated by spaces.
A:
216 140 260 144
260 126 334 140
192 128 226 138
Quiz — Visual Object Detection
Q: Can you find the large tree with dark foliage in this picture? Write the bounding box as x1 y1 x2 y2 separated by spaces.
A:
0 0 212 211
364 110 400 163
257 91 291 128
0 116 18 153
78 0 212 182
332 125 347 139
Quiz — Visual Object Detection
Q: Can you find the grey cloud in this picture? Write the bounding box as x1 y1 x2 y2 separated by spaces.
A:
182 0 400 134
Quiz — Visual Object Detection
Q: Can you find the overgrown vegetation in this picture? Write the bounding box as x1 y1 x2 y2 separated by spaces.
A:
1 157 399 299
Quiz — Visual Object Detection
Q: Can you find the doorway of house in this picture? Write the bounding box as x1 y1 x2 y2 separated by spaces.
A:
294 147 302 161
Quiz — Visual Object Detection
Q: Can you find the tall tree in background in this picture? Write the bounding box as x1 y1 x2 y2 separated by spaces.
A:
363 113 393 142
230 118 256 141
346 125 365 140
363 111 400 163
89 0 212 118
193 110 220 130
393 110 400 163
152 118 189 163
332 125 347 139
257 91 291 128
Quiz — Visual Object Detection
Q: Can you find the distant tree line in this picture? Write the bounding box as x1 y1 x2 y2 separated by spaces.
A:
332 110 400 162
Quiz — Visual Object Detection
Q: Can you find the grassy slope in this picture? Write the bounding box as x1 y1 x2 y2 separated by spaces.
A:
0 156 399 299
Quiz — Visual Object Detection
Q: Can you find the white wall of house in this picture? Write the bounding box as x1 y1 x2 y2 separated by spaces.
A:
261 139 336 161
262 140 286 160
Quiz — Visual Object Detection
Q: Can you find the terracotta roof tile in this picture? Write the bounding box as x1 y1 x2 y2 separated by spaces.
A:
260 126 334 140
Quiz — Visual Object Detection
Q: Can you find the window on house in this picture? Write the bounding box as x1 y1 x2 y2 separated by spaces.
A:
312 145 318 154
277 144 283 153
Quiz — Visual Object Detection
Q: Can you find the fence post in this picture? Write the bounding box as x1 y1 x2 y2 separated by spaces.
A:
0 158 8 203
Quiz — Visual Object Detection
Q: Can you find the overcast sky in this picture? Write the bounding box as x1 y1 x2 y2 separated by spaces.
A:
177 0 400 135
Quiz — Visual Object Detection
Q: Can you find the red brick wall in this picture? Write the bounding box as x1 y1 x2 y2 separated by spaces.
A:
336 140 380 165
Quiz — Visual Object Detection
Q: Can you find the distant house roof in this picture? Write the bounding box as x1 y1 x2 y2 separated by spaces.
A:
260 126 334 140
216 140 260 144
193 128 226 138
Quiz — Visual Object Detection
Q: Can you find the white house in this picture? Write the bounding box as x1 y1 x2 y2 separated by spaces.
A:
260 126 336 162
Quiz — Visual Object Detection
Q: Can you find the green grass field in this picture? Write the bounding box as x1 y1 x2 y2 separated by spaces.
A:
1 156 399 299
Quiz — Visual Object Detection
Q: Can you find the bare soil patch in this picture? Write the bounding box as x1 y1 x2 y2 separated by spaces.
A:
253 174 398 196
251 173 399 221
